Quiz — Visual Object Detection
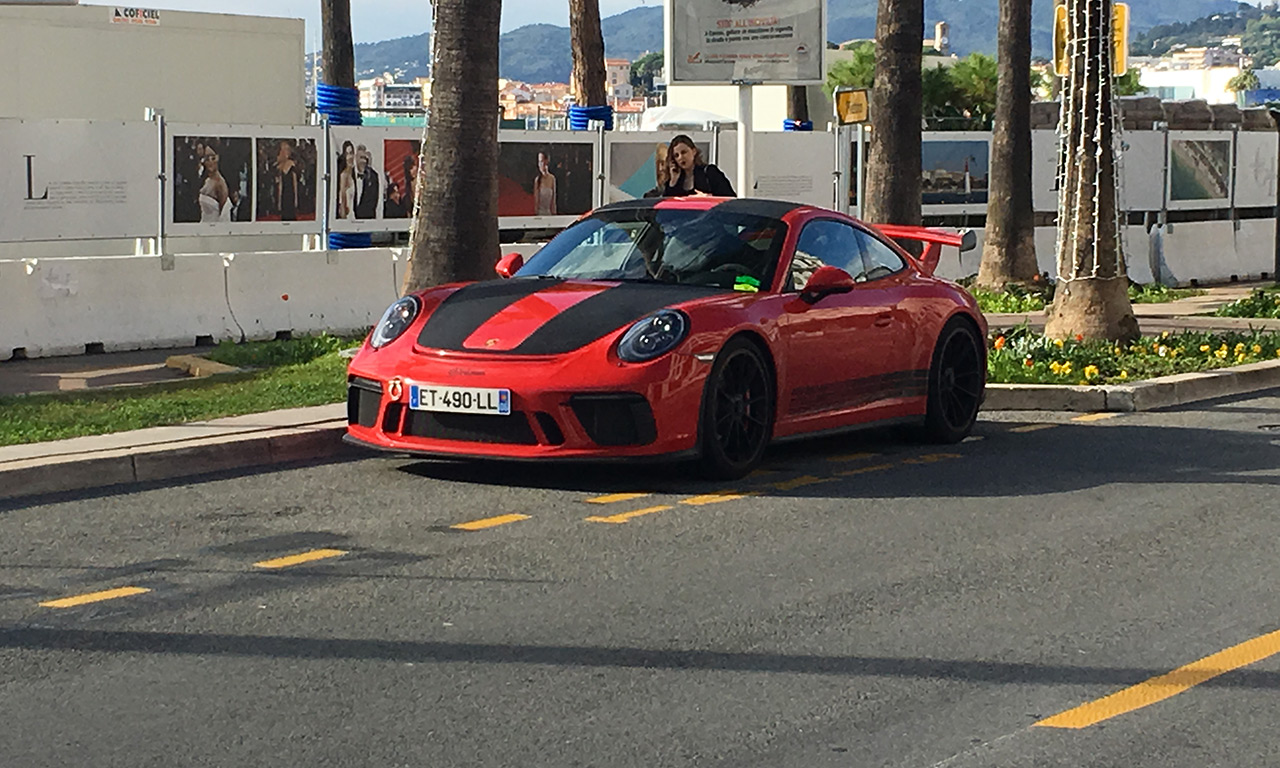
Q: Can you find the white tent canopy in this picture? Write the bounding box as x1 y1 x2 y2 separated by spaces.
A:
638 105 738 132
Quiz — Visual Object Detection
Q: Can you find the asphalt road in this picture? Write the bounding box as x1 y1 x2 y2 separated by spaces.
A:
1 391 1279 768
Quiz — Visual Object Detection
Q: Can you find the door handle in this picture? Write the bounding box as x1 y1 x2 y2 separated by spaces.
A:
874 313 892 328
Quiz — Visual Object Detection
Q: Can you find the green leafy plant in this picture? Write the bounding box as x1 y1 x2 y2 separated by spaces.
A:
1127 283 1205 304
1213 287 1280 319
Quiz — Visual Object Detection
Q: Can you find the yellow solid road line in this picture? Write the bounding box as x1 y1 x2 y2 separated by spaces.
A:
1036 627 1280 729
253 548 348 569
40 586 151 609
1072 413 1121 423
826 451 878 463
680 490 758 506
1011 424 1059 433
585 493 651 505
837 463 896 477
450 514 531 531
585 505 673 524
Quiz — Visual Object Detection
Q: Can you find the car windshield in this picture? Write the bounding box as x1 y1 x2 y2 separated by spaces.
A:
515 207 788 291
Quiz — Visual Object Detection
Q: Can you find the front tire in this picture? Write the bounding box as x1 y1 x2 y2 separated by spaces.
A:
698 338 775 480
922 319 985 443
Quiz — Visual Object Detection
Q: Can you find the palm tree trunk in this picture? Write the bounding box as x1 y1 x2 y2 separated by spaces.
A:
863 0 923 231
570 0 607 106
977 0 1037 289
787 86 809 124
320 0 355 88
1043 0 1138 341
401 0 501 293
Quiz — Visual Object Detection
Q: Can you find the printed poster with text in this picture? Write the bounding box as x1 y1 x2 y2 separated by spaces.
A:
669 0 823 85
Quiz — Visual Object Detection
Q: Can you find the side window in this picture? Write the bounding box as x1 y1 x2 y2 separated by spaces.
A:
855 230 907 281
789 220 866 291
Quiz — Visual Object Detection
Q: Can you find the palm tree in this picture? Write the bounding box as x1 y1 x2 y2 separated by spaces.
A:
401 0 502 292
1043 0 1138 341
976 0 1038 289
863 0 923 231
320 0 354 89
570 0 607 109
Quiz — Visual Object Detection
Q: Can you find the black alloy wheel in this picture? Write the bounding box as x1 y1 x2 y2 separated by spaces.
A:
699 338 774 479
923 320 985 443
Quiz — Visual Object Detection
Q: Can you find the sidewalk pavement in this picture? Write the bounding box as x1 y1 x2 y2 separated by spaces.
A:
1 282 1278 503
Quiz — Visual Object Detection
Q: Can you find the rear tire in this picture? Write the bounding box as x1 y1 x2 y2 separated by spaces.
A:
922 319 984 443
698 338 775 480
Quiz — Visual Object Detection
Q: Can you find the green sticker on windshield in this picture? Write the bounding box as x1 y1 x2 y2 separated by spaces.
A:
734 275 761 293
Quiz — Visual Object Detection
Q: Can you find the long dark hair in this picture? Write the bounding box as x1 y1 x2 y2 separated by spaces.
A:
668 134 706 167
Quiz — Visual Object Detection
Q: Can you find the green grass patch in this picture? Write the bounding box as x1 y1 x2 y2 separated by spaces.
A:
968 281 1204 314
203 333 362 368
988 325 1280 385
1127 283 1205 304
0 346 352 448
1213 287 1280 319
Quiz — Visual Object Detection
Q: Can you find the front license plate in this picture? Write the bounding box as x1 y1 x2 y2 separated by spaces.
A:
408 383 512 416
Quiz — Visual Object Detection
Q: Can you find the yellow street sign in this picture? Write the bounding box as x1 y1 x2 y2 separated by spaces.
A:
1051 2 1130 78
1053 4 1068 77
1113 2 1130 75
834 87 869 125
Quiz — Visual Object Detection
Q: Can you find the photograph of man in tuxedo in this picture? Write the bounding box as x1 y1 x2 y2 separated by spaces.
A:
353 145 380 220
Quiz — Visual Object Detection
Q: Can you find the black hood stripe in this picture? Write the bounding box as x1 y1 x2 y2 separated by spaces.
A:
515 283 720 355
417 280 721 355
417 279 563 351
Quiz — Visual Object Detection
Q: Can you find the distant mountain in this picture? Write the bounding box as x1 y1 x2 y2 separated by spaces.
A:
336 0 1240 86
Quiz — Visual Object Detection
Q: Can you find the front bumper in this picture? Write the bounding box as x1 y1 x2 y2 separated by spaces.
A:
345 347 707 460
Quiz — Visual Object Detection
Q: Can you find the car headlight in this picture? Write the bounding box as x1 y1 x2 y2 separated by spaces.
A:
370 296 421 349
617 310 689 363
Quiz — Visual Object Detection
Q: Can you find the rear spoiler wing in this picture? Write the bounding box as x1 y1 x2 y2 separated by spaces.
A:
872 224 977 276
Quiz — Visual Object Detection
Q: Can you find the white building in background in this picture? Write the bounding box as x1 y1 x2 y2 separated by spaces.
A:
0 3 304 124
605 58 635 101
358 75 426 111
1138 65 1244 104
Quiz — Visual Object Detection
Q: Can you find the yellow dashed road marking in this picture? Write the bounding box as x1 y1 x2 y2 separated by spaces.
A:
1073 412 1120 423
837 462 897 477
585 505 673 524
450 514 531 531
680 490 758 506
586 492 651 505
1011 424 1059 433
1037 627 1280 729
769 475 834 492
254 549 348 569
826 452 879 463
41 586 151 609
901 453 962 465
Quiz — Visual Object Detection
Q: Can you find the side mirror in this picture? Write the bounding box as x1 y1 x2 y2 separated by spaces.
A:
959 229 977 253
800 265 856 304
495 252 524 279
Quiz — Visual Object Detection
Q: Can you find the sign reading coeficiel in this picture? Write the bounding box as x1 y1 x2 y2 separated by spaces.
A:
111 7 161 26
666 0 824 85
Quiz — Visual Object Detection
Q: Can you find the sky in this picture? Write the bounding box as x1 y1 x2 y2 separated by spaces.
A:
83 0 653 45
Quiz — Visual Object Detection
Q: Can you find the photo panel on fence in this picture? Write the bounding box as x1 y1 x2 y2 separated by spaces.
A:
752 132 836 209
1234 130 1279 209
327 126 425 233
0 118 159 243
1167 130 1234 210
921 133 991 214
167 124 322 235
498 132 599 228
605 132 715 203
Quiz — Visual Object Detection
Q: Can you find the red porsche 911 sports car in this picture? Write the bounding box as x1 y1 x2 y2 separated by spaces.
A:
345 197 986 479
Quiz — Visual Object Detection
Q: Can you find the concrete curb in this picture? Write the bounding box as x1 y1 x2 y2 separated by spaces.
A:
165 354 241 378
985 359 1280 412
0 419 352 503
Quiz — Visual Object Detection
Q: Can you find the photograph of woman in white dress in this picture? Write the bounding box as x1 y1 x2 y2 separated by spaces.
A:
172 136 252 224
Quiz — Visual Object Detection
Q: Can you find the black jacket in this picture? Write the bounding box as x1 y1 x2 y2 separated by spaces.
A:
662 164 736 198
